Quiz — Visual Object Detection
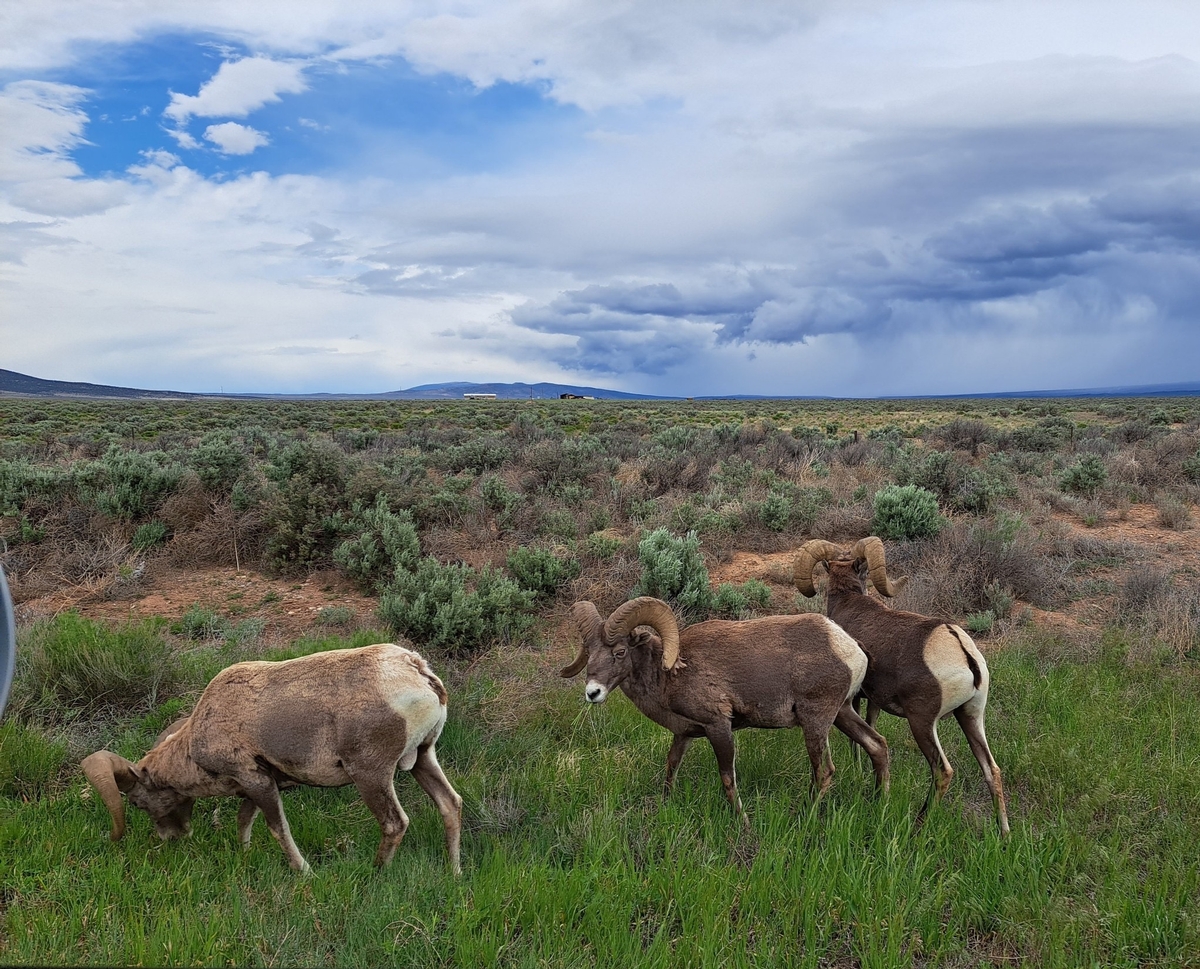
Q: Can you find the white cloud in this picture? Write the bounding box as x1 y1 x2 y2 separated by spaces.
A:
203 121 269 154
6 3 1200 393
0 81 88 182
164 56 307 123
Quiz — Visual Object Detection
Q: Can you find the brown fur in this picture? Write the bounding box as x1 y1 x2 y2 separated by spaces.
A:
807 547 1010 836
83 644 463 873
563 603 890 824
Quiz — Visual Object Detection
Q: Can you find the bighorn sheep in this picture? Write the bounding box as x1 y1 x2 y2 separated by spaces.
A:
81 643 463 873
561 597 890 822
795 538 1010 835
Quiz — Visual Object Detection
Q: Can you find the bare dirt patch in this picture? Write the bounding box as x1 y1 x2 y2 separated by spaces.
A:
17 565 380 642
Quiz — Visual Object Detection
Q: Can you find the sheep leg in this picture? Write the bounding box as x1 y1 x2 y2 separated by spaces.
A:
663 735 694 796
802 727 835 800
242 779 308 872
348 770 410 868
908 715 953 825
953 705 1011 837
834 703 890 793
236 798 260 848
703 722 749 828
410 744 464 875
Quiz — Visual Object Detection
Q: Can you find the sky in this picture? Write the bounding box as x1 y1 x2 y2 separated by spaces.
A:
3 1 1200 397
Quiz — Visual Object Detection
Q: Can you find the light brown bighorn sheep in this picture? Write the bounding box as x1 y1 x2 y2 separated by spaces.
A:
81 643 463 873
795 537 1010 835
561 596 890 823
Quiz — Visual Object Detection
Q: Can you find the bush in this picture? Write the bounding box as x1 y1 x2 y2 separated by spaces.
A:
332 498 421 592
506 545 581 599
872 485 944 541
378 558 537 653
76 446 183 520
132 520 169 551
191 430 250 494
632 529 713 620
1157 496 1192 530
711 579 772 619
585 532 624 559
1060 455 1108 496
12 613 183 723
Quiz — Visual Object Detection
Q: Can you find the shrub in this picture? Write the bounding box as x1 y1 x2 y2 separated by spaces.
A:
1156 496 1192 530
758 492 793 532
480 475 521 514
585 532 624 559
1060 455 1108 497
76 446 183 520
174 605 226 640
872 485 944 540
264 440 349 572
965 611 995 635
132 520 170 551
632 529 713 620
711 579 772 619
317 606 356 628
191 430 249 494
332 498 421 592
506 545 581 599
1182 450 1200 484
378 559 537 653
12 613 183 723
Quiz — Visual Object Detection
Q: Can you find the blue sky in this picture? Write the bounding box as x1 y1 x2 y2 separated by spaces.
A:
3 1 1200 395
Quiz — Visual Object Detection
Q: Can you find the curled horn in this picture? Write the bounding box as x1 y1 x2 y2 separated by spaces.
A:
850 536 906 597
793 540 844 597
604 596 681 671
560 601 602 678
80 751 140 842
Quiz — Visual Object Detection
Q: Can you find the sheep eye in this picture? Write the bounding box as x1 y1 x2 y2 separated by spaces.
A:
613 647 627 658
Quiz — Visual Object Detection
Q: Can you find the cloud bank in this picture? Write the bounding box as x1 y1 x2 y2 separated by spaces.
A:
2 2 1200 394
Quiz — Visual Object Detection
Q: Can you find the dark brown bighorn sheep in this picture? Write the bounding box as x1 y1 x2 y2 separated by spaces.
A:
561 596 890 823
795 537 1010 835
81 644 463 873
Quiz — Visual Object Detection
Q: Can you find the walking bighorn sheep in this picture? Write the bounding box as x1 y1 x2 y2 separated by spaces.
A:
795 538 1010 835
561 596 890 822
81 643 463 873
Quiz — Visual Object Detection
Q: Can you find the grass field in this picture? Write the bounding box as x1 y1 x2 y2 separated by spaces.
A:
3 621 1199 967
2 395 1200 966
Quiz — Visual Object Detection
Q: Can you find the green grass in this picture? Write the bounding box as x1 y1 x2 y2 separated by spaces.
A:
3 625 1200 967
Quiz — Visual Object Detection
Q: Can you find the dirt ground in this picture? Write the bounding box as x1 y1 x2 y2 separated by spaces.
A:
13 503 1198 643
16 567 379 642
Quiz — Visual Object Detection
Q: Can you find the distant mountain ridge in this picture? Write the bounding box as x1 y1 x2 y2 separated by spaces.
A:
0 369 660 400
2 368 1199 400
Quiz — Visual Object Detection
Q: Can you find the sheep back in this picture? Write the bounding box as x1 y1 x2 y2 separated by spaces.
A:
666 613 865 729
178 644 448 786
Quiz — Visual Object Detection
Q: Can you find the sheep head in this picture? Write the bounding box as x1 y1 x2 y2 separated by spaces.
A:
794 537 907 598
560 597 681 702
81 750 196 842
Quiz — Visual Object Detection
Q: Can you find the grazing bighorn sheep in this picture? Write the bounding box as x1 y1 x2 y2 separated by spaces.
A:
561 597 890 822
795 537 1010 835
81 643 463 873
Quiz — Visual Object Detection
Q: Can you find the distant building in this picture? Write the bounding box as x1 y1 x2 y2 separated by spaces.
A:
463 392 497 399
559 393 596 400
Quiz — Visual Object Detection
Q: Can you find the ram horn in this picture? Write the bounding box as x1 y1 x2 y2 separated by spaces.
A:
80 750 140 842
560 601 602 678
850 536 907 597
604 596 682 671
793 540 845 597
